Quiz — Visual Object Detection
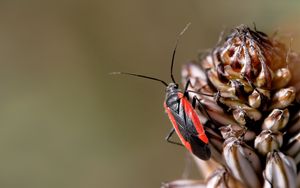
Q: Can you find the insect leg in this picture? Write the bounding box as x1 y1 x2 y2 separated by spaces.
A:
165 128 184 146
192 95 215 125
191 95 197 109
183 79 191 99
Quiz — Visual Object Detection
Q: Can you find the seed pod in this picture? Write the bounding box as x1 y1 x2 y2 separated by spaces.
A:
230 79 252 99
248 89 262 109
219 124 256 141
207 69 236 98
257 88 271 99
232 108 247 126
254 130 283 155
218 97 262 122
284 132 300 165
181 62 211 92
230 80 245 99
269 87 296 110
219 125 247 140
206 168 245 188
182 62 208 82
223 137 262 188
263 152 297 188
178 24 300 187
255 60 273 89
272 68 292 90
248 88 270 110
223 65 243 80
262 108 289 131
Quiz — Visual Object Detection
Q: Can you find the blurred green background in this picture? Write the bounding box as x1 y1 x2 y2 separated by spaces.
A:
0 1 299 188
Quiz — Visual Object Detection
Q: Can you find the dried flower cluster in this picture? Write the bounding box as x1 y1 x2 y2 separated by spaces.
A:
162 25 300 188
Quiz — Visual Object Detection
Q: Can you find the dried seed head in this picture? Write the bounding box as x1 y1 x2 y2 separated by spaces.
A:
176 24 299 187
254 130 283 155
217 25 286 89
262 108 289 131
263 152 297 188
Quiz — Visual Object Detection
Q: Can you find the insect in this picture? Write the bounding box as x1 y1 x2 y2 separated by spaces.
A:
112 24 211 160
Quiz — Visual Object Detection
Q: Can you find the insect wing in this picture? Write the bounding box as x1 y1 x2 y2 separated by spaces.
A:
164 103 193 152
179 96 211 160
165 96 211 160
189 134 211 160
180 95 209 144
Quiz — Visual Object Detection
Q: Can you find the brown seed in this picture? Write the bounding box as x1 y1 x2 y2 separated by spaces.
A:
218 97 262 122
254 130 283 155
272 68 292 90
248 89 261 109
248 89 271 109
262 109 289 131
223 137 262 188
269 87 296 110
255 59 273 89
263 152 297 188
232 108 247 126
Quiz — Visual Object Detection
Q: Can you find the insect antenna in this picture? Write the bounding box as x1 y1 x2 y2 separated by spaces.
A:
110 72 168 87
112 23 191 87
170 23 191 84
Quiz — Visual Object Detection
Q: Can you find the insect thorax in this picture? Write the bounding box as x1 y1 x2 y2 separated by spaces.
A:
165 83 181 111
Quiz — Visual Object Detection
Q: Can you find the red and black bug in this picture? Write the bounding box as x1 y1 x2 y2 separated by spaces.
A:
112 24 211 160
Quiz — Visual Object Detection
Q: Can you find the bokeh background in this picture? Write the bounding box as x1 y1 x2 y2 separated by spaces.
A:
0 1 300 188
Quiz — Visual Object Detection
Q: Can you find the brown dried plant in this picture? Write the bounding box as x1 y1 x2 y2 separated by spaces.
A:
162 25 300 188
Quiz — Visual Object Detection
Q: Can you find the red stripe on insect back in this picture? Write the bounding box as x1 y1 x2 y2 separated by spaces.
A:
164 103 193 152
177 93 209 144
